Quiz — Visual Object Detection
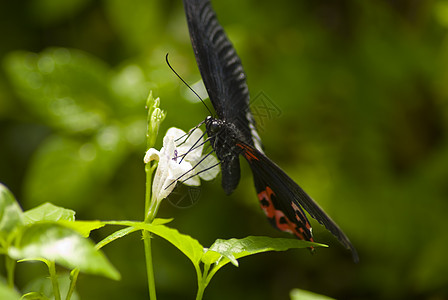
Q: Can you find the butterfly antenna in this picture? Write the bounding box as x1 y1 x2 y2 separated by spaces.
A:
174 120 206 146
165 149 219 190
178 130 208 164
165 53 214 116
177 159 221 186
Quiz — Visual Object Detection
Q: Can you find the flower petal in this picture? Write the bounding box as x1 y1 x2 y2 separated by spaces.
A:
148 126 220 203
169 159 200 187
144 148 160 164
197 154 220 181
166 127 187 141
176 128 204 164
152 135 176 202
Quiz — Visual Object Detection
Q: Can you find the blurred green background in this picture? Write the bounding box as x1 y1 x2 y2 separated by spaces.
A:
1 0 448 299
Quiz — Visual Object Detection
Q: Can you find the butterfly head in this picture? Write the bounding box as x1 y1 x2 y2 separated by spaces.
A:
205 116 222 135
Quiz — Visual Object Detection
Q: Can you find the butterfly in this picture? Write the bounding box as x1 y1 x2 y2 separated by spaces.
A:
182 0 358 262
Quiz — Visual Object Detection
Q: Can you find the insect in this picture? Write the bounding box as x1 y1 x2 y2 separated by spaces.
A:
182 0 359 262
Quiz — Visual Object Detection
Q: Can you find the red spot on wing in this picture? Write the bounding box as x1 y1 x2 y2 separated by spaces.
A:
258 186 314 243
274 210 312 241
291 202 312 232
257 187 276 218
236 143 259 161
239 142 315 247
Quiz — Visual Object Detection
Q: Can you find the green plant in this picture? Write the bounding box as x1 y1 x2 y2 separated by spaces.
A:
0 93 328 300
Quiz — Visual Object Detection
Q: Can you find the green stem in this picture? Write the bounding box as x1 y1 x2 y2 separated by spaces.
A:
203 264 219 287
144 159 158 300
5 256 15 288
146 197 161 224
143 230 157 300
66 268 79 300
48 261 61 300
195 264 211 300
143 92 165 300
144 163 152 221
196 282 205 300
144 163 158 223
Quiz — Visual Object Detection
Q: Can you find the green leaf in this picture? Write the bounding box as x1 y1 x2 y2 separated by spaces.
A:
23 202 75 225
206 236 325 268
152 218 173 225
0 280 21 300
21 292 50 300
132 222 204 266
200 248 222 266
96 218 173 249
59 220 105 238
9 223 120 280
290 288 336 300
23 203 104 237
0 183 24 236
95 226 139 250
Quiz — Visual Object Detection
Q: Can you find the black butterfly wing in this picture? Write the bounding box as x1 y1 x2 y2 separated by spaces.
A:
236 142 359 262
183 0 261 150
183 0 358 262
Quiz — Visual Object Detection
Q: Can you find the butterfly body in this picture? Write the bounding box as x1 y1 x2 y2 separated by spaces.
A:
205 116 245 195
183 0 359 262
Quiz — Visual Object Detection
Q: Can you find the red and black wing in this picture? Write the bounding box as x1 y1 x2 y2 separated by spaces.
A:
237 142 359 263
183 0 358 262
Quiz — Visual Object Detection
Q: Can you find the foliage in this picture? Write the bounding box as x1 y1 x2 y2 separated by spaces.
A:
1 0 448 299
0 175 324 299
0 184 118 299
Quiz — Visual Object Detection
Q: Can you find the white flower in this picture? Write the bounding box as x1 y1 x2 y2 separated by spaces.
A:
144 127 219 203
